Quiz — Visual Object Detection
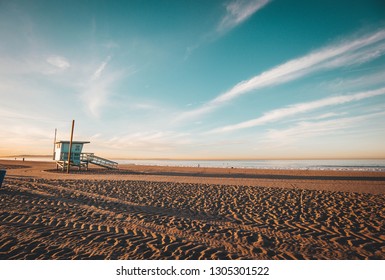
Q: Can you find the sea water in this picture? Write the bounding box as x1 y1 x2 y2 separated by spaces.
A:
116 159 385 172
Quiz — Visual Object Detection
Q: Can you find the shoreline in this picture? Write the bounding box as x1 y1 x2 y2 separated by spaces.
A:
2 157 385 171
1 159 385 194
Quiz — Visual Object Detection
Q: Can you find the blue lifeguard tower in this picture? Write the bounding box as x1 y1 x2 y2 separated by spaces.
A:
54 140 118 171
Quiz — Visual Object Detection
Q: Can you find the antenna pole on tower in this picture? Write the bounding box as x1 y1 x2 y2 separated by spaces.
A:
67 120 75 174
53 128 57 160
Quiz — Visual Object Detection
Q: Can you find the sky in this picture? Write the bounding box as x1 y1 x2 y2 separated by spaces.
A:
1 0 385 159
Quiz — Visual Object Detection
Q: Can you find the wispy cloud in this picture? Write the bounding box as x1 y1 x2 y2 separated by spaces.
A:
209 87 385 133
81 56 122 118
181 28 385 120
46 55 70 70
321 69 385 91
105 131 191 152
80 56 143 118
264 111 385 143
297 112 347 121
214 30 385 104
82 64 123 118
185 0 271 60
0 54 71 76
103 41 120 49
217 0 271 32
91 55 111 80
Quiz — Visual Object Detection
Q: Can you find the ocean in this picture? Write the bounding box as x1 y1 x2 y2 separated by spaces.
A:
116 159 385 172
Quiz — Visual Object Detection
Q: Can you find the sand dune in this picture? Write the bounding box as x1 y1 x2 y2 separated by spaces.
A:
0 160 384 259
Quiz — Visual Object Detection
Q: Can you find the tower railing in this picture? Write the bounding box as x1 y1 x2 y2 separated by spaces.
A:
80 153 118 169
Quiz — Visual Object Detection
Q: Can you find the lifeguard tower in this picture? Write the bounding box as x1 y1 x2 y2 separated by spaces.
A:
54 140 118 171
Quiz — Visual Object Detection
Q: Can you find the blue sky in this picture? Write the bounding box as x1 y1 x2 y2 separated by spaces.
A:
1 0 385 159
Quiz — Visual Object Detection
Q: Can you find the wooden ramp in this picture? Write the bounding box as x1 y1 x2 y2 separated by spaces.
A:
81 153 118 169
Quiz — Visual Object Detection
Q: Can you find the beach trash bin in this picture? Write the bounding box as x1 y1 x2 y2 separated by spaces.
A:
0 170 5 187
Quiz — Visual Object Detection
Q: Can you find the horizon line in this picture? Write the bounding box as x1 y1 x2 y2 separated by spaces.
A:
1 155 385 161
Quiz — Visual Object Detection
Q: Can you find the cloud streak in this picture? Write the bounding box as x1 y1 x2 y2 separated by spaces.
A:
185 0 270 60
217 0 271 32
81 56 120 118
105 131 191 152
92 55 111 80
46 56 70 70
214 29 385 104
181 28 385 120
264 111 385 143
210 87 385 133
81 56 140 118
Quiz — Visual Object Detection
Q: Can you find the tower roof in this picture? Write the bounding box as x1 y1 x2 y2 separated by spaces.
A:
55 141 90 144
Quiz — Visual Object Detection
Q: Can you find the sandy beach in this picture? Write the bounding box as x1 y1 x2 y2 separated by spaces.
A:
0 159 384 260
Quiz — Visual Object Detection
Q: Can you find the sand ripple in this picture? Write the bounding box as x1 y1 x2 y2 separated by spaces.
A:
1 177 384 259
